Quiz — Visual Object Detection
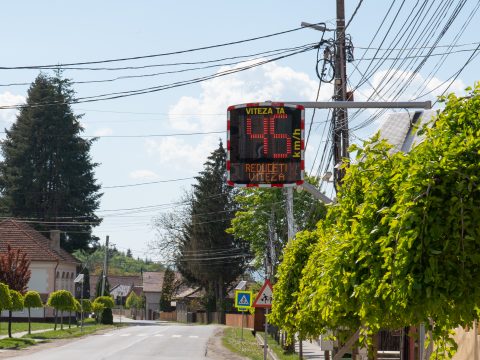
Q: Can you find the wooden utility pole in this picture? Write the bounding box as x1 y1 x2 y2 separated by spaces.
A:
333 0 349 187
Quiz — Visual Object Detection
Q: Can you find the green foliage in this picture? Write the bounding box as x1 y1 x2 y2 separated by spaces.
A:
74 247 164 276
272 83 480 359
101 308 113 325
228 175 327 270
73 299 81 312
0 283 12 310
125 292 140 310
95 271 110 297
93 296 114 309
269 230 317 344
81 299 92 313
91 302 105 323
47 290 75 312
0 72 102 252
157 141 251 312
23 291 43 309
7 290 23 312
160 267 175 312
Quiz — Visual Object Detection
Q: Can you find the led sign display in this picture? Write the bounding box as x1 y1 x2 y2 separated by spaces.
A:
227 103 304 187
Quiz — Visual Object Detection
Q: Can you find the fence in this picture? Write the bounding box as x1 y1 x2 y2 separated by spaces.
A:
159 311 177 321
226 313 255 329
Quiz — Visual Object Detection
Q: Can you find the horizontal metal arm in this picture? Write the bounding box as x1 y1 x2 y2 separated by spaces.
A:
300 181 333 204
280 101 432 109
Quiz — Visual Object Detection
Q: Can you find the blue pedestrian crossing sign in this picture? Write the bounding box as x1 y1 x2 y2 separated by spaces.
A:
235 290 253 310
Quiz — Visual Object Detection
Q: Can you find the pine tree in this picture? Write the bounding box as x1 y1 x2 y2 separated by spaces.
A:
0 72 102 252
176 141 251 315
159 267 175 312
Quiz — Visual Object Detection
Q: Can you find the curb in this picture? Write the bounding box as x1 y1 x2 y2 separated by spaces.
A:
255 333 280 360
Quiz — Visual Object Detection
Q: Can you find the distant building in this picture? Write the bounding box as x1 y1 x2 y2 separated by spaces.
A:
0 219 80 319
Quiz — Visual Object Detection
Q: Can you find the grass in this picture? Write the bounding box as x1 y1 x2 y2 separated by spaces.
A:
222 327 298 360
25 323 116 340
0 322 54 336
0 338 36 349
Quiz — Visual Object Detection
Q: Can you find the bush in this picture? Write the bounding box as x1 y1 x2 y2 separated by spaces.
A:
101 308 113 325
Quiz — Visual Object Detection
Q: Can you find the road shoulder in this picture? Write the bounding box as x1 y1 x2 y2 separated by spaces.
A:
206 327 249 360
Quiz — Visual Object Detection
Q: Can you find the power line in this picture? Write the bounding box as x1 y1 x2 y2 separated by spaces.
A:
0 24 322 69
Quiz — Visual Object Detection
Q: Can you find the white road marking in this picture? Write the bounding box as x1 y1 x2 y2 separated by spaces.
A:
172 334 182 338
137 333 149 337
102 333 115 337
154 334 164 337
189 335 199 338
120 333 131 337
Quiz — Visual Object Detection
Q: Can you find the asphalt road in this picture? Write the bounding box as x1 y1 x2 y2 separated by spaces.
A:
12 322 221 360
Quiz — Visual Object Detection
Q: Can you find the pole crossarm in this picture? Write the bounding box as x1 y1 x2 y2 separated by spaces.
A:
280 101 432 109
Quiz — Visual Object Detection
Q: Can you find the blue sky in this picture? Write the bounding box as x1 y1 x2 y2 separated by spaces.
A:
0 0 478 261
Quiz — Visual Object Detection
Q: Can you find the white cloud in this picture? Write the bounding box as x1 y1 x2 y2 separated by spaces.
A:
361 70 466 101
146 135 220 172
129 169 160 180
93 127 113 136
167 59 332 132
145 60 327 170
0 92 25 125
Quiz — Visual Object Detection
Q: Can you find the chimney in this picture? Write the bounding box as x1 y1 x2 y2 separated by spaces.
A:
49 230 61 251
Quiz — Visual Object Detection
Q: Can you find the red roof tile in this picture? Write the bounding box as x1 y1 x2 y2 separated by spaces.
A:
0 219 79 264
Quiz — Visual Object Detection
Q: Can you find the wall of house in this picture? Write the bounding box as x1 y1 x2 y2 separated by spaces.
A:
145 292 161 320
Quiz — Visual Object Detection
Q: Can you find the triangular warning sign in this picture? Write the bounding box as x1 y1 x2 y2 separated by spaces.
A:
239 295 249 305
253 279 273 308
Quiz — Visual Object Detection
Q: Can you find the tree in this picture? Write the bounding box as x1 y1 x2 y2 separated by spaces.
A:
125 292 140 319
0 244 31 293
228 175 327 273
275 84 480 359
159 267 175 312
0 284 12 333
126 249 133 258
95 270 110 297
0 72 102 252
47 290 75 330
6 290 24 338
157 142 251 317
91 302 105 324
93 296 114 324
23 290 43 335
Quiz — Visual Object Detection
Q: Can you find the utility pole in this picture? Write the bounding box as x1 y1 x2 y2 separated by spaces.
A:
333 0 349 187
101 235 109 296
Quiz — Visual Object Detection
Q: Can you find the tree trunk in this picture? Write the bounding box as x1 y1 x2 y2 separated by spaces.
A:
68 311 71 329
60 310 64 330
28 308 31 335
54 309 58 331
8 310 12 338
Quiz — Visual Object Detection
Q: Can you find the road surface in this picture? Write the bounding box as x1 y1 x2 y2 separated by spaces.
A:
9 322 222 360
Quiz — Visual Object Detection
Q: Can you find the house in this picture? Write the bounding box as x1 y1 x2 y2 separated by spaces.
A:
143 271 163 320
0 219 80 319
89 274 142 299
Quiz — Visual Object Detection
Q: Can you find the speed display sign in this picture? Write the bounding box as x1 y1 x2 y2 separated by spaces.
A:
227 102 304 187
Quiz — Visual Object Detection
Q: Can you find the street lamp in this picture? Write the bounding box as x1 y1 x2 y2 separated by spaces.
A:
74 274 85 331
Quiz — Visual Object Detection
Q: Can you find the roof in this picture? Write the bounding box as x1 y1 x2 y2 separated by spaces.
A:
379 110 436 153
0 219 79 264
142 271 164 293
110 284 132 298
90 274 142 297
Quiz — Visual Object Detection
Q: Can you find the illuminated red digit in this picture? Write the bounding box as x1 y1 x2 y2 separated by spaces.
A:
246 116 269 156
270 113 291 159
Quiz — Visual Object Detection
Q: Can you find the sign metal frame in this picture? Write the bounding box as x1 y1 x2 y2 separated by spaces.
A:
227 102 305 188
234 290 253 309
253 279 273 309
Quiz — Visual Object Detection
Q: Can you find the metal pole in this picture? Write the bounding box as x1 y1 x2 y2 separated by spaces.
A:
286 188 295 241
419 323 425 360
264 308 269 360
101 235 109 296
80 279 84 332
241 310 244 341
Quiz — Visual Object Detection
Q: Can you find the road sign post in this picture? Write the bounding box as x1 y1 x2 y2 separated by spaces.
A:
253 280 274 360
234 290 252 342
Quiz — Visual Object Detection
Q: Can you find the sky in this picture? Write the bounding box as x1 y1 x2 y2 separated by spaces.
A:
0 0 478 262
